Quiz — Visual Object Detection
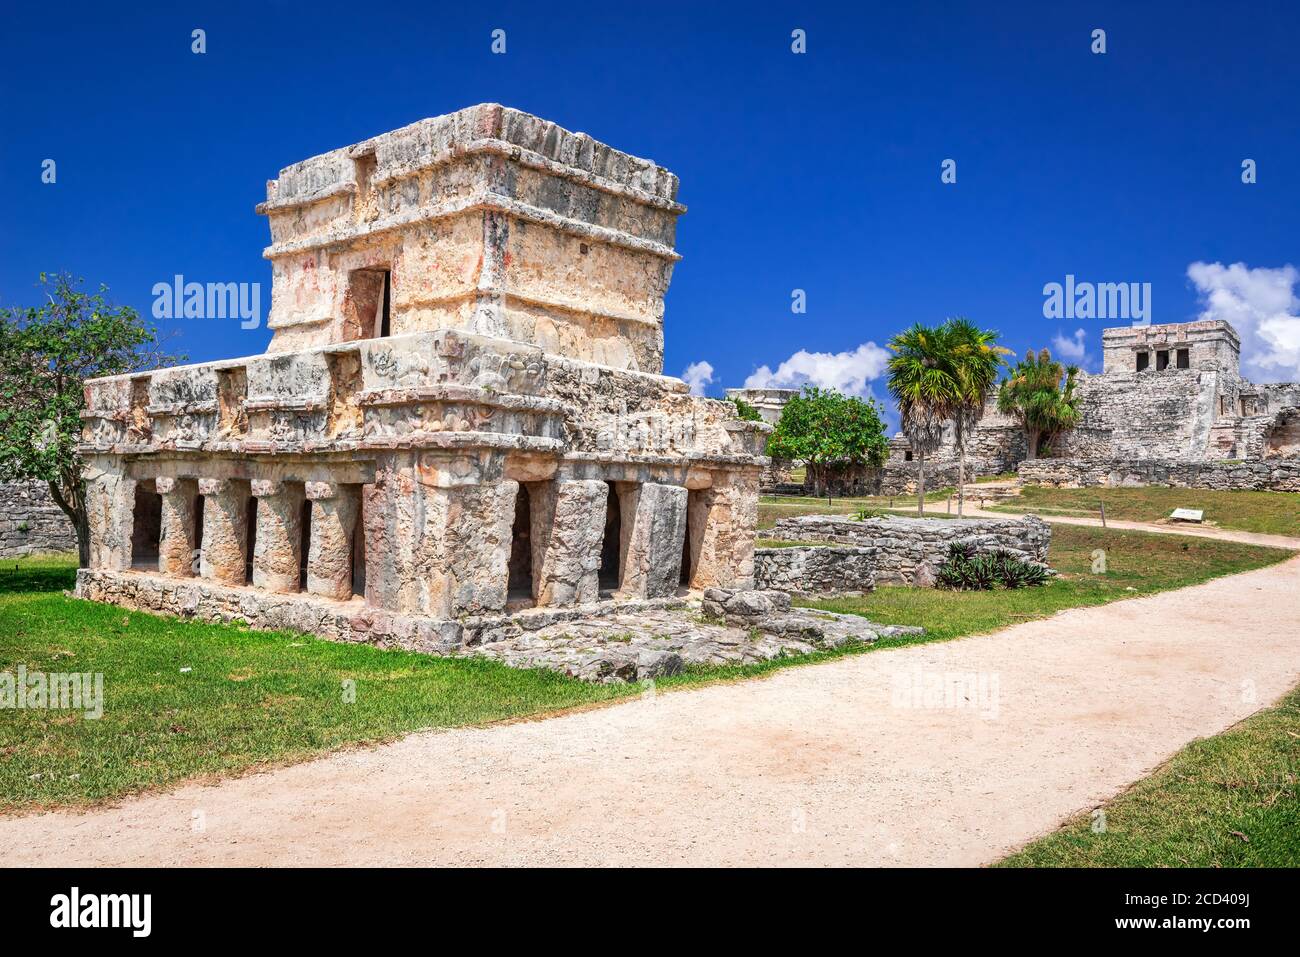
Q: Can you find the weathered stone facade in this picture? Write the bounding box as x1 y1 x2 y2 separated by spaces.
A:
0 481 78 558
76 106 768 645
753 545 876 596
770 514 1051 585
1017 457 1300 492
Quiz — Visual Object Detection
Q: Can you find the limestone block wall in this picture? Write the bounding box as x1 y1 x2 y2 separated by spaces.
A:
1052 369 1216 460
257 104 684 373
770 514 1051 585
1018 458 1300 492
0 481 77 557
753 545 875 595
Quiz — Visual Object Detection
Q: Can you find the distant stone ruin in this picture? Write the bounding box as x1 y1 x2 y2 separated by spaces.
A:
75 105 771 651
898 319 1300 490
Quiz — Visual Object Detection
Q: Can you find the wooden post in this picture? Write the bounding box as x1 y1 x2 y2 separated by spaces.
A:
1099 503 1107 528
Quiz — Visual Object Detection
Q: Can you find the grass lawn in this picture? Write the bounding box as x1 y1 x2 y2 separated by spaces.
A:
759 490 956 529
991 485 1300 538
998 682 1300 866
0 526 1289 813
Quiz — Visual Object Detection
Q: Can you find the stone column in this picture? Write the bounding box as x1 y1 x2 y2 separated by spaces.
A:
156 477 199 576
83 460 134 571
690 471 759 590
198 478 250 585
619 482 688 598
251 479 305 594
534 479 609 607
305 482 359 601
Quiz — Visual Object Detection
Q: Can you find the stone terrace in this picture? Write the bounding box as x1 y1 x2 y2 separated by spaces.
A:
770 514 1052 585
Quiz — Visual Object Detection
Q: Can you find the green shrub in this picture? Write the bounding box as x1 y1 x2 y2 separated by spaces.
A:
935 542 1049 590
729 397 763 422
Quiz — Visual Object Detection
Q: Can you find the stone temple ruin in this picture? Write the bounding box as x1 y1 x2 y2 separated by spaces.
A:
77 106 768 641
74 105 927 680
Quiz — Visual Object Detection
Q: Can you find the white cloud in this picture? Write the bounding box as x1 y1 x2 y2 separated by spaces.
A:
1051 328 1090 367
1187 261 1300 381
743 342 890 398
680 360 714 396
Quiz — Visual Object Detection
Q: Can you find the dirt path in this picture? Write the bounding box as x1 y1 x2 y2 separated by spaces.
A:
4 555 1299 867
895 503 1300 551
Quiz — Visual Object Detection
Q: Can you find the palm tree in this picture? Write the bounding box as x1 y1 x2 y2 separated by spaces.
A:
887 323 962 516
943 318 1009 516
996 348 1081 460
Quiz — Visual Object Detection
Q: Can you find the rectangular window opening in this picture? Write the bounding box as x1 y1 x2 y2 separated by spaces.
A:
343 268 391 341
1156 350 1170 371
1176 348 1190 369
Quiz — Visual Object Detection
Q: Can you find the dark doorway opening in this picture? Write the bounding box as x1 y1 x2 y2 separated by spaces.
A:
351 490 367 601
681 489 705 588
1176 348 1190 369
598 482 622 592
244 497 258 585
1156 350 1170 371
1136 352 1150 372
192 495 205 575
130 481 162 570
507 485 535 606
299 497 312 592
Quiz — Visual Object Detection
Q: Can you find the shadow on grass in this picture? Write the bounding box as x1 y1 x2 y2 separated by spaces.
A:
0 561 78 595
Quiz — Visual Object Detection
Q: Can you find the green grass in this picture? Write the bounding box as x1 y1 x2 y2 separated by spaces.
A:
759 490 957 529
998 684 1300 866
992 485 1300 538
0 527 1289 813
0 556 637 812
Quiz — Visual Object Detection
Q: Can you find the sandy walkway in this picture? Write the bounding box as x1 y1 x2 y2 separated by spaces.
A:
4 555 1299 867
900 501 1300 550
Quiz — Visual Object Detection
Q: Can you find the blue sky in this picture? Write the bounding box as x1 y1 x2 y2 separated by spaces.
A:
4 1 1299 429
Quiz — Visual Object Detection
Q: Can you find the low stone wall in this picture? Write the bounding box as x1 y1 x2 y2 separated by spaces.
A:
1018 458 1300 492
770 514 1051 585
0 481 77 557
753 546 875 596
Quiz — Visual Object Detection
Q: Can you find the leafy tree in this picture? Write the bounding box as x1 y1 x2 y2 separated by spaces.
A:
766 386 889 496
996 348 1081 461
943 317 1009 516
0 274 179 566
729 396 763 422
886 323 962 515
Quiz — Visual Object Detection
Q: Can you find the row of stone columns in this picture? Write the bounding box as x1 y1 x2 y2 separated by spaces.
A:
152 476 361 600
136 468 754 617
532 479 689 606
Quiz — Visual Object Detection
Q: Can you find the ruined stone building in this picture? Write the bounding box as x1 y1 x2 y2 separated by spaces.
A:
76 105 769 648
911 319 1300 482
